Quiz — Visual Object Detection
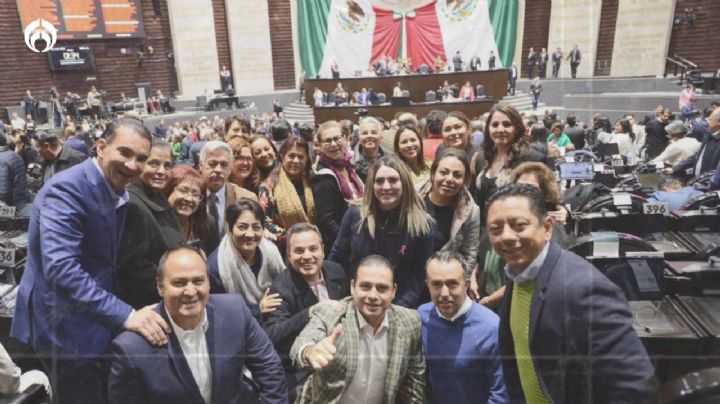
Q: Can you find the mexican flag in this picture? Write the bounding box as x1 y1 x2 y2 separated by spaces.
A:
298 0 518 78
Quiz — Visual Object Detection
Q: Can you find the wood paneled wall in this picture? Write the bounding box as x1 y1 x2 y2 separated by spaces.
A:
268 0 296 90
213 0 232 74
520 0 552 78
667 0 720 72
594 0 618 76
0 0 177 120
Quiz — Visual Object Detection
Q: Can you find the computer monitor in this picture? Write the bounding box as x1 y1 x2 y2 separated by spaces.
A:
559 161 595 181
636 172 665 191
595 143 620 161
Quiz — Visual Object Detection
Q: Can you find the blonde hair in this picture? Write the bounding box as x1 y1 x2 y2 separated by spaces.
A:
358 156 431 238
508 162 561 205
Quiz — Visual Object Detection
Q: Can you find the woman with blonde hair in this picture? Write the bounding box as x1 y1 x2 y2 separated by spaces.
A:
329 156 435 308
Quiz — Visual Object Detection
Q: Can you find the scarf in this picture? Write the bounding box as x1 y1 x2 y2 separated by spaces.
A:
274 169 315 227
318 151 364 200
217 235 283 305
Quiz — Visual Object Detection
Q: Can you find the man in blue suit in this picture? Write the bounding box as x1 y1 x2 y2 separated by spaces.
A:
11 117 171 404
486 184 657 403
108 246 288 404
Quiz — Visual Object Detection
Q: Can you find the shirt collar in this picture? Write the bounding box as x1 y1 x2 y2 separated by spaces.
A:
92 158 129 208
356 306 389 335
504 241 550 283
166 306 209 336
435 296 472 322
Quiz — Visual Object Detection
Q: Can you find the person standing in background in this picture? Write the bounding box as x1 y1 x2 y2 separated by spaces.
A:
568 45 581 79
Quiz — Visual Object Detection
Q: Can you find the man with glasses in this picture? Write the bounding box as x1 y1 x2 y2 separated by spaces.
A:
199 141 257 253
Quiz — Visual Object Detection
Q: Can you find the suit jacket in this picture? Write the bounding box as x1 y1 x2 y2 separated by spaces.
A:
569 49 581 64
673 130 720 177
290 297 425 404
552 51 562 64
11 159 133 356
108 295 288 404
40 146 87 187
644 119 669 158
207 182 258 253
498 242 657 404
262 261 349 365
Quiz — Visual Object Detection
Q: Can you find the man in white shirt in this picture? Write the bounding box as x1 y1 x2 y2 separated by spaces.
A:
291 255 425 403
653 120 701 167
108 246 288 404
9 113 25 131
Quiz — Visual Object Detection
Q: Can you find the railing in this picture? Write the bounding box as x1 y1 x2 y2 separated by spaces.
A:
664 54 700 85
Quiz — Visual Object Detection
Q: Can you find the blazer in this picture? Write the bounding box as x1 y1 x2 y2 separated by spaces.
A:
290 297 425 404
115 183 185 309
262 261 349 365
673 130 720 177
311 163 352 254
39 145 87 187
11 159 133 356
498 242 657 403
108 295 288 404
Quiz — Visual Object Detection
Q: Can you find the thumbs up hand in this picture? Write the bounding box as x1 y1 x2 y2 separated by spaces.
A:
304 324 343 370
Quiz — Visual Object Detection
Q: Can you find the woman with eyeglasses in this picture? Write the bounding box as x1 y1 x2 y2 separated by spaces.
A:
258 137 316 244
228 137 258 193
394 124 430 185
312 121 364 253
329 156 435 308
475 104 545 221
352 116 394 182
250 135 280 183
208 199 285 320
418 148 480 277
165 165 210 252
116 142 185 309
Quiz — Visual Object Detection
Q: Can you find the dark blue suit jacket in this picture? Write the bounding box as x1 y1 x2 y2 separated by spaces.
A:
498 242 658 403
11 159 133 356
108 294 288 404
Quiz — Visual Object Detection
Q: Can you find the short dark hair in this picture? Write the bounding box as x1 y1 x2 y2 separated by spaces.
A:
566 114 577 127
286 222 323 254
103 117 152 144
270 119 291 142
486 183 548 221
156 246 207 279
297 123 315 142
355 254 394 282
426 250 467 275
225 199 265 229
426 110 448 136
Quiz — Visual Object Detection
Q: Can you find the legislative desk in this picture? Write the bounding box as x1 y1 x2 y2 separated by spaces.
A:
312 98 495 123
305 69 508 106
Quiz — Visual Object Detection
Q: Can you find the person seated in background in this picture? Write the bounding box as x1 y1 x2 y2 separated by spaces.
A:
262 223 349 400
63 125 89 156
647 176 703 212
564 114 586 150
393 82 403 98
547 122 575 156
597 118 636 156
108 246 288 404
672 106 720 181
37 130 87 188
652 120 701 167
459 81 475 101
352 117 394 182
419 251 508 404
290 255 426 403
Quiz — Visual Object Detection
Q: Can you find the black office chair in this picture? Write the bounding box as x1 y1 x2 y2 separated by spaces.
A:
475 85 486 97
680 192 720 211
401 90 410 98
376 93 386 104
425 90 436 102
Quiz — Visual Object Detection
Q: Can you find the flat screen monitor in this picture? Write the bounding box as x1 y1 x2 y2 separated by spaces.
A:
559 161 595 181
595 143 620 161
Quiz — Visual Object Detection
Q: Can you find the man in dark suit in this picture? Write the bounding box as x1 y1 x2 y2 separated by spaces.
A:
672 106 720 179
469 54 481 71
527 48 537 79
487 184 657 404
551 47 563 78
11 118 171 404
564 114 586 150
644 106 671 159
508 64 518 95
452 51 463 72
36 130 87 188
108 246 288 404
567 44 581 78
263 223 349 398
488 50 496 69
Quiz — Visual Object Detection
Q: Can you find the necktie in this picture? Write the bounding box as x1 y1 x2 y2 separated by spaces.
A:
207 193 220 236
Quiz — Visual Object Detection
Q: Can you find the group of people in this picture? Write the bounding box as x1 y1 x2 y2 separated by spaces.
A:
10 93 717 402
527 45 581 79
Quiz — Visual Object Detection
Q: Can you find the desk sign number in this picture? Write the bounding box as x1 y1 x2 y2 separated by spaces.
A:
0 206 15 219
643 202 668 215
0 249 15 267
